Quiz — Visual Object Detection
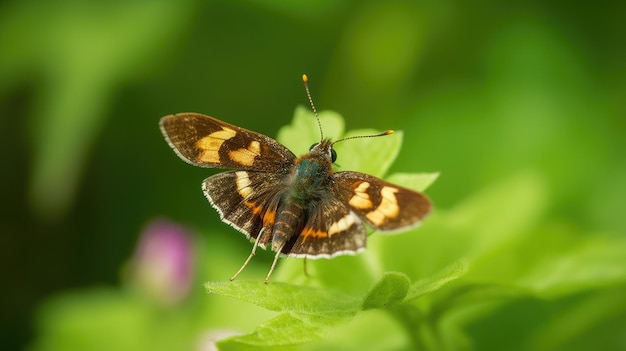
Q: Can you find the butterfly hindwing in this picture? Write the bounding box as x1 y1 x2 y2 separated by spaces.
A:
335 171 431 231
202 170 285 248
160 113 296 171
284 195 366 258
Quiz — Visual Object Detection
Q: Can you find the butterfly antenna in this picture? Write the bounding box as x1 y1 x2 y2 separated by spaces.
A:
332 129 395 145
302 74 324 140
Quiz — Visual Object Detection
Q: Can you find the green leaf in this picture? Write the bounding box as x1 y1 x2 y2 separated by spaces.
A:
276 106 404 179
204 281 359 315
406 261 469 302
300 309 413 351
446 171 547 263
375 171 546 280
218 313 347 349
530 287 626 350
9 1 191 221
334 129 403 178
30 287 201 351
386 172 440 192
516 237 626 297
362 272 410 310
272 253 381 295
206 281 359 348
207 262 467 348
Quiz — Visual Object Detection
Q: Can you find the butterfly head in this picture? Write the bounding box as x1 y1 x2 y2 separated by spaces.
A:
308 140 337 163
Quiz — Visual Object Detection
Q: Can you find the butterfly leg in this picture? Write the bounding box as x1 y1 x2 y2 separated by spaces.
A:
264 243 285 284
230 229 264 281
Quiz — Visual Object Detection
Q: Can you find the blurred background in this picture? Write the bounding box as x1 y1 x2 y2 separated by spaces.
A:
1 0 625 350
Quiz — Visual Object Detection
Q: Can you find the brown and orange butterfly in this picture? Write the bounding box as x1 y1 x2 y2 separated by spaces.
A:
159 75 431 282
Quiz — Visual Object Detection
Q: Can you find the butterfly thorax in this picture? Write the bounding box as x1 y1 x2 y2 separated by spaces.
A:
288 140 334 201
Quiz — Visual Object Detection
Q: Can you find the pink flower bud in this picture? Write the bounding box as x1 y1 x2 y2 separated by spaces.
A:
130 219 194 306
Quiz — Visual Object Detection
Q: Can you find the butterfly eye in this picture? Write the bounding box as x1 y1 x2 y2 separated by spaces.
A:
309 143 319 151
331 148 337 163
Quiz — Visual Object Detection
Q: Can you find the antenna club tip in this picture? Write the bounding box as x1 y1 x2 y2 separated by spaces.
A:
302 74 308 83
385 130 395 135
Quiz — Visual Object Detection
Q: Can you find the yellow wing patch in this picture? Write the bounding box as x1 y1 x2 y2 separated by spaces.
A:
349 181 373 209
196 126 237 163
328 213 356 236
365 186 400 226
235 171 253 198
228 140 261 166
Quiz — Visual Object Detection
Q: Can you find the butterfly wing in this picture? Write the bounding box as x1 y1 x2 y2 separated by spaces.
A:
284 196 367 258
160 113 296 171
335 171 431 231
203 170 285 248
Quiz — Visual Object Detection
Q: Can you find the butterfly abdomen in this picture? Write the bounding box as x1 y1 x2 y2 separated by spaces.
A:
271 203 306 253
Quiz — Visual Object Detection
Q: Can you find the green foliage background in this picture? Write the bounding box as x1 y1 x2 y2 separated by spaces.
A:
1 0 625 350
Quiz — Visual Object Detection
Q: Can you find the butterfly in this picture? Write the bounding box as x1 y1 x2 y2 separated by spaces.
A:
159 74 431 283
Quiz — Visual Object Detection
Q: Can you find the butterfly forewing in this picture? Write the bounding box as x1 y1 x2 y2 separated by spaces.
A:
335 172 431 231
160 113 296 171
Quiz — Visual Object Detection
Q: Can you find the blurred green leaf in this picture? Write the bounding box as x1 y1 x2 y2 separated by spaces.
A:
517 237 626 297
362 272 410 310
219 313 348 350
300 309 413 351
31 288 196 351
0 0 193 221
406 261 468 302
530 287 626 350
